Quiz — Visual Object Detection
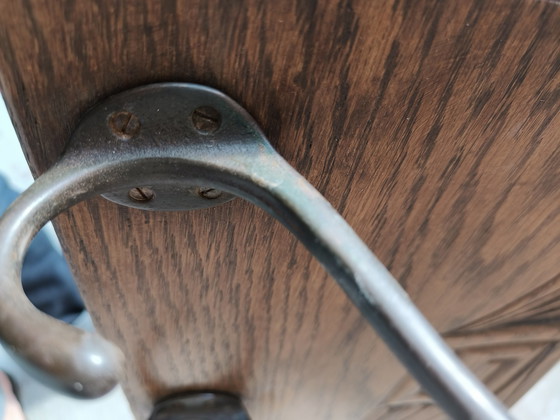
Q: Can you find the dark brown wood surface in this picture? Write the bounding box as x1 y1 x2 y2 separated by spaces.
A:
1 0 559 418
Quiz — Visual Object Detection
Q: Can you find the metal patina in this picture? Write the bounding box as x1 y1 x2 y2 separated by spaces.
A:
150 392 250 420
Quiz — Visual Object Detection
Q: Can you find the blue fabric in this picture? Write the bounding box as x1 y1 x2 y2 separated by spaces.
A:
0 176 84 323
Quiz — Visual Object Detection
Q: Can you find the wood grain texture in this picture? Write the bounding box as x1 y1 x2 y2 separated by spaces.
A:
1 0 559 418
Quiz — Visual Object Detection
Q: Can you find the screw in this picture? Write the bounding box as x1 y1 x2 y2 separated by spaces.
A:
128 187 155 202
191 106 221 134
198 187 222 200
108 111 141 139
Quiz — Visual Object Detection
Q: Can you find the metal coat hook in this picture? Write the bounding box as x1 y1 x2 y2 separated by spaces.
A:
0 83 511 419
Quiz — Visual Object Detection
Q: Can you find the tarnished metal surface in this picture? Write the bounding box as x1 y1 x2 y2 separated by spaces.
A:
150 392 250 420
0 83 511 418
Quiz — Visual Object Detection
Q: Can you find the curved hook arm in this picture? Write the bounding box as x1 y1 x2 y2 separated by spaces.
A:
0 162 125 397
0 83 511 418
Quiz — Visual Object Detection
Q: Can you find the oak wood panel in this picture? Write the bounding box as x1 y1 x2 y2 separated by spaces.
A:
1 0 559 418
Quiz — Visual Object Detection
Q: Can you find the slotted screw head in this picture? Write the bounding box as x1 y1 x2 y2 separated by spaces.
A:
108 111 141 139
198 187 222 200
128 187 155 202
191 106 221 134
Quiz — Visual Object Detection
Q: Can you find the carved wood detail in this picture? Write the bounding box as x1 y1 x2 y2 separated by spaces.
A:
379 274 560 419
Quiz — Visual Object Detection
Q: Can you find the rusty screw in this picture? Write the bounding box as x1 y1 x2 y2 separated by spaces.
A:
198 187 222 200
108 111 141 139
128 187 155 202
191 106 221 134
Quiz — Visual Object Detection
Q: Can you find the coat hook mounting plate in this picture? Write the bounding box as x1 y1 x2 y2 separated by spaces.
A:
98 96 237 211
